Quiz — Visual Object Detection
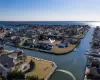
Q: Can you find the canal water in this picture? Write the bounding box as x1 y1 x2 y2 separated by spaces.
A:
3 27 94 80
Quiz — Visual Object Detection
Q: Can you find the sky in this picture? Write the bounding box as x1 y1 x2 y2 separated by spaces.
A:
0 0 100 21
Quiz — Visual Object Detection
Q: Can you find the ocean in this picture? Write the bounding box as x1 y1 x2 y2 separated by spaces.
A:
0 21 100 27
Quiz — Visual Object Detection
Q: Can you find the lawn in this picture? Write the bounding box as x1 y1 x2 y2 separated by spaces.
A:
25 56 55 79
50 44 76 54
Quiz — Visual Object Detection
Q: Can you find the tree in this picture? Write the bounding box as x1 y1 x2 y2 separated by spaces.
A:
29 59 35 70
39 34 44 40
23 40 28 46
0 76 2 80
7 70 25 80
0 78 2 80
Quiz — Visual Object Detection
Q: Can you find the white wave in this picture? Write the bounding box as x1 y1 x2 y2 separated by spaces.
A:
56 69 76 80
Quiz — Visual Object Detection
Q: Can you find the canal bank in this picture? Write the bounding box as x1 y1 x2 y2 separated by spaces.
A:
4 28 94 80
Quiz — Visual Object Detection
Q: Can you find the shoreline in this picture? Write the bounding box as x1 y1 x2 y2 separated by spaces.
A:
6 42 79 55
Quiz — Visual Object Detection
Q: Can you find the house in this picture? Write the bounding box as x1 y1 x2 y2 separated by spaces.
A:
46 45 53 50
0 51 28 78
69 38 79 44
8 52 18 60
0 56 14 77
0 56 14 69
58 43 68 48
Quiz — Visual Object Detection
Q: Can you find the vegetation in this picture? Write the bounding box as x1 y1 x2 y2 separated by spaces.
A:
0 76 2 80
0 78 2 80
29 59 35 70
25 56 54 79
6 69 44 80
38 34 44 40
7 70 25 80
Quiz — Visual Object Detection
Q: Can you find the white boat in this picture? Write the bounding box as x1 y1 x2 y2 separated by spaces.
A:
87 49 90 52
85 52 89 55
74 48 77 52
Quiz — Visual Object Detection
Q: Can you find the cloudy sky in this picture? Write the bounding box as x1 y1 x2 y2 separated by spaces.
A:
0 0 100 21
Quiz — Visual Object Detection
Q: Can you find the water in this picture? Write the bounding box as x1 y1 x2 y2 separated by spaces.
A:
0 21 100 26
0 21 98 80
0 21 86 25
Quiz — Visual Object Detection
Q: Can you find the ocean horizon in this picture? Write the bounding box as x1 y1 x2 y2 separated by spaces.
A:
0 21 100 28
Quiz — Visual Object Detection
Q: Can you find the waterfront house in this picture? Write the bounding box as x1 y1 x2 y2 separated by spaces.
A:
0 54 30 78
70 38 79 44
58 43 68 48
34 42 53 50
8 52 18 60
0 56 15 77
45 45 53 50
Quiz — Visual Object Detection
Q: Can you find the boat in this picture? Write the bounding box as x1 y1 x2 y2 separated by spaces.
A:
87 49 89 52
85 52 89 55
16 48 23 53
74 48 77 52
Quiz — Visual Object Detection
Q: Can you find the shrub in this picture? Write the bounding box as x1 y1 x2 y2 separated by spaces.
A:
7 70 25 80
29 59 35 70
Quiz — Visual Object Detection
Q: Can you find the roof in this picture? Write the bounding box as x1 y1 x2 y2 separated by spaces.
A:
8 52 18 58
58 43 66 48
0 65 6 74
0 62 9 74
89 53 100 57
0 56 14 69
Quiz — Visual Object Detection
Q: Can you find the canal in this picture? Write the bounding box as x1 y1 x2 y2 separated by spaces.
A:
4 27 94 80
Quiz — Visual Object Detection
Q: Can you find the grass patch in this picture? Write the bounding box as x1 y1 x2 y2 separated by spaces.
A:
25 56 54 79
50 44 76 54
